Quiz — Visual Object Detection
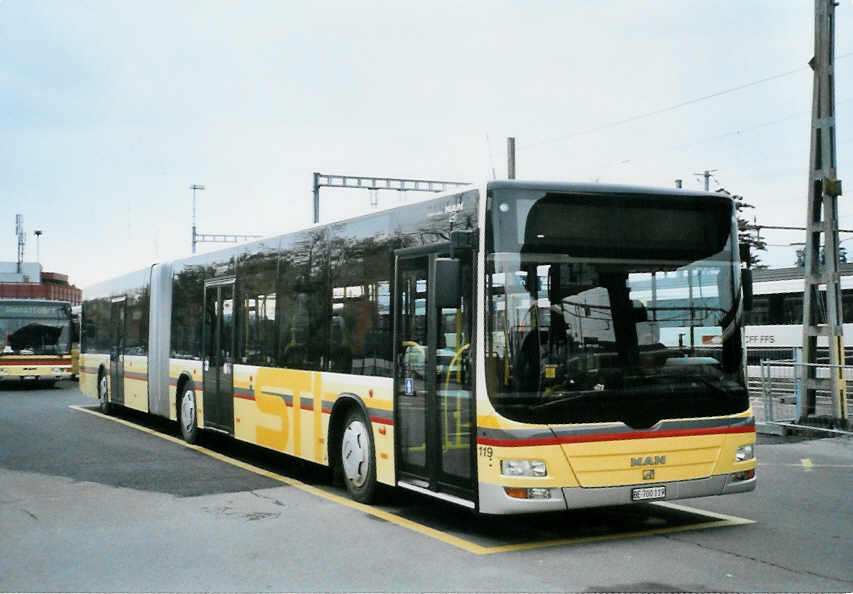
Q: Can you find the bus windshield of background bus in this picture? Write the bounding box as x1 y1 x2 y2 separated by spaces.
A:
485 190 747 428
0 303 71 356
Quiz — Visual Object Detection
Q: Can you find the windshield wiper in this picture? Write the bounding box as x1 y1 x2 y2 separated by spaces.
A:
531 373 742 410
646 372 744 399
532 388 618 409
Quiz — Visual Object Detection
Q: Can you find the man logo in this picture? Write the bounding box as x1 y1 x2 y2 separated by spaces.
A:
643 469 655 480
630 455 666 466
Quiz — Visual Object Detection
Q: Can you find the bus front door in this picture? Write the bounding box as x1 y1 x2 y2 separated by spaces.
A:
394 251 475 504
109 296 126 406
202 282 235 434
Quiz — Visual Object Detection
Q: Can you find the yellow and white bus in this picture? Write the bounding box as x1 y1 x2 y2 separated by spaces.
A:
79 181 756 513
0 298 74 386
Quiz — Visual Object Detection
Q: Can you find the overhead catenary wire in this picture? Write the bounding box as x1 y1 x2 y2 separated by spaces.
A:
521 51 853 152
592 96 853 187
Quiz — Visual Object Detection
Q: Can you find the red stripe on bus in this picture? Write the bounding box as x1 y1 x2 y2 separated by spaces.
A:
0 359 71 366
476 425 755 447
370 416 393 426
234 392 255 400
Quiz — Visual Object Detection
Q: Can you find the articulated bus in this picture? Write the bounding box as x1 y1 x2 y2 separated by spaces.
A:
79 181 756 513
0 298 74 385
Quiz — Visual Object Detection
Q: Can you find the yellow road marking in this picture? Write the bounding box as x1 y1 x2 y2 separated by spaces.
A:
69 404 754 555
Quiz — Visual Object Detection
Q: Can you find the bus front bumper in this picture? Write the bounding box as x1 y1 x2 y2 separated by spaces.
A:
478 472 756 514
0 367 71 381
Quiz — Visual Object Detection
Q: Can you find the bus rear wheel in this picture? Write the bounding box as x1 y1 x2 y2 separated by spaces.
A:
98 372 111 414
178 381 200 444
340 408 377 503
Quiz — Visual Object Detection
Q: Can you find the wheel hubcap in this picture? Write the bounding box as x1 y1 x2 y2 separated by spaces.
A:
342 419 369 488
181 389 196 433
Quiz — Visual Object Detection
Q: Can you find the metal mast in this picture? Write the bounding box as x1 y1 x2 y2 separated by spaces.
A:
801 0 847 425
15 214 25 273
312 173 470 224
190 184 204 254
190 184 261 254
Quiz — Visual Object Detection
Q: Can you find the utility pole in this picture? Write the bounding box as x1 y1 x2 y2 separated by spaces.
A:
801 0 847 426
507 137 516 179
190 184 204 254
693 169 717 191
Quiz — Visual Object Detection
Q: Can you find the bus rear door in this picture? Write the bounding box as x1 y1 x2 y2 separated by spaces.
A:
202 280 235 433
109 296 126 406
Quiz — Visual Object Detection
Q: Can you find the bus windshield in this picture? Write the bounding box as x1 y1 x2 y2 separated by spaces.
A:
0 302 72 356
485 189 748 428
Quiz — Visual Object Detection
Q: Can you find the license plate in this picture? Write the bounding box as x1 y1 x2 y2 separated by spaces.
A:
22 375 36 381
632 486 666 501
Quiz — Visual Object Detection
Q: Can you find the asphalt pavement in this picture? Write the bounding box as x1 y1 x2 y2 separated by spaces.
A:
1 382 851 592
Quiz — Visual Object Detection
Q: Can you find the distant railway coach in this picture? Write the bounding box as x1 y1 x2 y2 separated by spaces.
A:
79 181 756 513
743 264 853 365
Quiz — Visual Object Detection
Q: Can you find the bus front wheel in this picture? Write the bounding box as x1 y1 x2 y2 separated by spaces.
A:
340 408 377 504
178 381 200 444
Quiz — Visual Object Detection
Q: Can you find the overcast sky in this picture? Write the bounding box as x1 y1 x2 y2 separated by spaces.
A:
2 1 852 288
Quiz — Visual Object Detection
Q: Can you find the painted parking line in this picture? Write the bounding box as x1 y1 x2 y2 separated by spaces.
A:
760 460 853 469
69 404 755 555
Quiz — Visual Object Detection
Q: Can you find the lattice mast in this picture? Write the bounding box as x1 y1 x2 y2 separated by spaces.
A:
801 0 847 424
15 214 25 273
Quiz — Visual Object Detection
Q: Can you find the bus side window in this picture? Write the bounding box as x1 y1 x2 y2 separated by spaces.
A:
237 250 278 366
279 292 311 370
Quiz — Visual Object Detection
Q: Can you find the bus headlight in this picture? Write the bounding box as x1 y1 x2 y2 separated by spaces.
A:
735 444 754 462
501 460 547 477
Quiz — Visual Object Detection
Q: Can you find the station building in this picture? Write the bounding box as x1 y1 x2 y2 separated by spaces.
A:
0 262 81 305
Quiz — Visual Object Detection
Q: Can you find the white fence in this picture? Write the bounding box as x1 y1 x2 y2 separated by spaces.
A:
757 359 852 431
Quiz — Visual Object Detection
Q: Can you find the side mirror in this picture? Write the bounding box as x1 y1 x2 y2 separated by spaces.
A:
631 299 648 323
435 258 461 309
739 243 751 266
741 268 753 312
